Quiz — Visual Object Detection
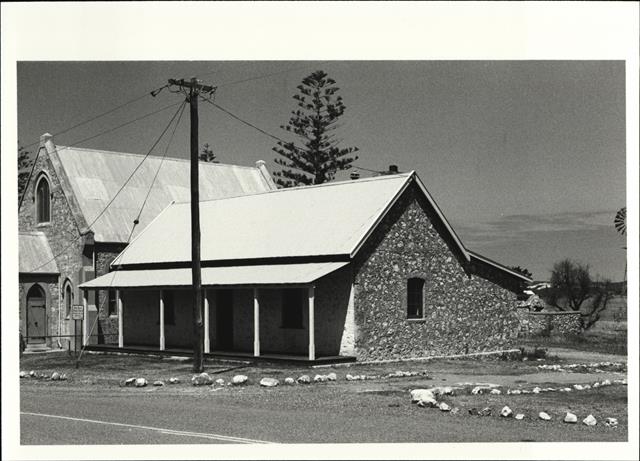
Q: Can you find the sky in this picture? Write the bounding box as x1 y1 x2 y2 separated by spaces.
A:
17 61 627 281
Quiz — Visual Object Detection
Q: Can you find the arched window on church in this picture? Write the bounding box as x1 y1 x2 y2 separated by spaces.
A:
35 175 51 223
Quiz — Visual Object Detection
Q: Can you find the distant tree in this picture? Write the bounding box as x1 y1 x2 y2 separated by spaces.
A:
18 144 32 203
199 143 218 163
541 259 614 330
510 265 533 279
273 70 359 188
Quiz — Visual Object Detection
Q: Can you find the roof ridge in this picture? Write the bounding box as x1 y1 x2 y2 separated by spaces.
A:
56 145 261 170
174 171 415 205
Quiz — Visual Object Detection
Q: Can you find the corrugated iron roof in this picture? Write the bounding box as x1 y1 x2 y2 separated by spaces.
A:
19 232 59 274
55 146 275 243
79 262 349 288
113 173 416 266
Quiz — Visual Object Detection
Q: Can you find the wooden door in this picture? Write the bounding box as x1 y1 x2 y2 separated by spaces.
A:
26 285 46 343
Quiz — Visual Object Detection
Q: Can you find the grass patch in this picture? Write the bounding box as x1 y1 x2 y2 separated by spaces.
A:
519 331 627 356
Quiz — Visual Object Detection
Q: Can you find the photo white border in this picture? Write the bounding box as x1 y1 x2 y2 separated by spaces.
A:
2 2 638 460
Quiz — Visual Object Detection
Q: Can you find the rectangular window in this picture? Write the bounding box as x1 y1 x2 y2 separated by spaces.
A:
281 289 304 329
107 289 117 316
407 278 425 319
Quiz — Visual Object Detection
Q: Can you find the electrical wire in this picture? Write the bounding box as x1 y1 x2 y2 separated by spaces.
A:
25 102 187 274
205 100 392 175
20 84 168 151
126 101 187 243
209 61 330 88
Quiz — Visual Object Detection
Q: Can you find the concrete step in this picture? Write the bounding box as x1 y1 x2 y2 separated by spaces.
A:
24 343 52 353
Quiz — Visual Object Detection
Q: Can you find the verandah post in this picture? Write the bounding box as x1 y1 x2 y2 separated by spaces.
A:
159 290 165 351
308 285 315 361
117 289 123 348
204 289 210 354
253 288 260 357
82 290 88 346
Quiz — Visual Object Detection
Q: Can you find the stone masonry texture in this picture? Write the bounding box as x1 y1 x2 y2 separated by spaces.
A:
19 149 85 348
352 183 520 361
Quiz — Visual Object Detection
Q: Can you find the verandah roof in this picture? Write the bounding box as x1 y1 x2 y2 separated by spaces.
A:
78 262 349 289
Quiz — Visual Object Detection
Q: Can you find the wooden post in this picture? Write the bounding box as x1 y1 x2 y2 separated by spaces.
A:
308 285 315 361
159 290 165 351
204 289 210 354
117 289 123 348
253 288 260 357
82 290 88 346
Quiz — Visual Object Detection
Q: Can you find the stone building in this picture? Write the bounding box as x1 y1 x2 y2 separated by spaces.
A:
18 133 276 351
81 171 532 362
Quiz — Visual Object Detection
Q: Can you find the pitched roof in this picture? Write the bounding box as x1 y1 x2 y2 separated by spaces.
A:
51 144 275 243
19 232 59 274
113 172 470 267
468 250 533 283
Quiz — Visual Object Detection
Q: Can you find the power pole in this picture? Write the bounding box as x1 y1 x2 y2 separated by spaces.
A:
167 78 216 372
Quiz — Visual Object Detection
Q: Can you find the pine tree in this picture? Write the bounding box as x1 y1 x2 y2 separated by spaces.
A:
273 70 359 188
18 144 32 203
199 143 218 163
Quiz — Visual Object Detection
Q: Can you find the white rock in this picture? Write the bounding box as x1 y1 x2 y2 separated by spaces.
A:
500 406 513 417
583 414 597 426
259 377 279 387
297 375 311 384
284 377 295 385
438 402 451 412
563 412 577 423
153 380 165 387
192 372 213 386
60 374 68 381
410 389 436 403
346 374 355 381
471 386 487 395
19 371 27 378
601 379 612 386
605 417 618 427
29 371 35 377
532 387 541 394
231 375 248 385
538 412 551 421
417 397 438 408
593 382 601 388
583 384 591 389
125 377 136 386
51 372 60 381
134 378 147 387
313 374 327 383
168 377 180 384
326 372 337 381
450 407 460 414
515 413 525 420
562 387 572 392
511 389 522 395
573 384 584 390
490 389 502 395
215 378 225 386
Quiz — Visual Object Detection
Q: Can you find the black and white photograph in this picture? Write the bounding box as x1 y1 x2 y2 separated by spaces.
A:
2 3 638 460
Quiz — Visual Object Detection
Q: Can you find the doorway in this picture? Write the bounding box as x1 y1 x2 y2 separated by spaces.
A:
26 284 46 343
216 290 234 350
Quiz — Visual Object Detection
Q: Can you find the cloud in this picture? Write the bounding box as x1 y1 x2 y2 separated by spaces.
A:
455 210 618 246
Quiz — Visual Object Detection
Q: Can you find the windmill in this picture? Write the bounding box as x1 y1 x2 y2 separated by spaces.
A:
614 207 626 295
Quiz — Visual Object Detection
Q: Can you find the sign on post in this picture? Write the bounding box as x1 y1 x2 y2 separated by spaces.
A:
71 304 84 320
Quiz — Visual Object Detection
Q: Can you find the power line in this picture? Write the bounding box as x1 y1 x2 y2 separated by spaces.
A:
20 84 168 151
205 100 391 176
213 61 330 88
25 102 187 274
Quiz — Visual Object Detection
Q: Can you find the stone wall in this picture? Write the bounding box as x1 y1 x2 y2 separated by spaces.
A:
94 245 126 344
352 183 520 361
518 311 583 337
18 148 85 347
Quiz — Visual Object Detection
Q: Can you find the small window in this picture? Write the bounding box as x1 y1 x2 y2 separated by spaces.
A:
281 289 304 329
107 289 117 316
36 176 51 223
407 278 425 319
64 281 73 317
162 291 176 325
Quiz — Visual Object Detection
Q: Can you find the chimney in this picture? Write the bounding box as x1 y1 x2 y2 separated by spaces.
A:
350 169 361 180
388 165 399 174
40 133 53 147
255 160 277 190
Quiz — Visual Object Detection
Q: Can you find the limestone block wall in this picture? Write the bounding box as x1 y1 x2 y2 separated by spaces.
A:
352 184 520 361
94 246 126 344
520 311 583 337
18 149 85 346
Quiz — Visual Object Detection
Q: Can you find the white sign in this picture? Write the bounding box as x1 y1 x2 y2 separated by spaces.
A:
71 304 84 320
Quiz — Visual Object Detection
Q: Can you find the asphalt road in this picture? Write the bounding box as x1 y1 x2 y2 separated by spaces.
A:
20 381 627 445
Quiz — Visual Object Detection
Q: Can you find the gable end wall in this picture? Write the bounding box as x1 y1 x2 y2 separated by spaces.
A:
352 182 520 361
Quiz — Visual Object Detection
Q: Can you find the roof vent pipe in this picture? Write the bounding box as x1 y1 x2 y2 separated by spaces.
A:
350 170 361 180
388 165 399 174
